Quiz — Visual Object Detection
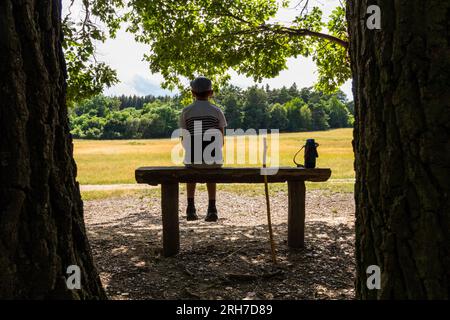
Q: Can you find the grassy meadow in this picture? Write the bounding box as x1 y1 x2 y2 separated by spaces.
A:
75 128 355 197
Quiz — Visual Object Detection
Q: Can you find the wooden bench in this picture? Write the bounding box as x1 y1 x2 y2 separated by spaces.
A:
135 166 331 257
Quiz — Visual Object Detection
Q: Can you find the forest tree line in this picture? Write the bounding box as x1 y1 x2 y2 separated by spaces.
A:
69 84 354 139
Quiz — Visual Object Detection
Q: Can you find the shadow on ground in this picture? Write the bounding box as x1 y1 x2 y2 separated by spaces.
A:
86 193 355 300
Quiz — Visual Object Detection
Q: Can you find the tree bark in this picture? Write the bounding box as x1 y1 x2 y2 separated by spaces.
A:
347 0 449 299
0 0 105 299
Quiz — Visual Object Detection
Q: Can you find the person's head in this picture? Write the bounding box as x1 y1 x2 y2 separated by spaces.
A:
190 76 213 100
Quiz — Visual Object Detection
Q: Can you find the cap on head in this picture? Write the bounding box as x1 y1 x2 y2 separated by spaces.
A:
190 76 212 93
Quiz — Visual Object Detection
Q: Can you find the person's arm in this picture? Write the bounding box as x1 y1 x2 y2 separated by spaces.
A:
179 111 185 141
217 108 227 146
220 127 224 145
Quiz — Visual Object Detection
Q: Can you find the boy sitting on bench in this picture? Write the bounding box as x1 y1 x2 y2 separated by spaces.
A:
179 77 227 222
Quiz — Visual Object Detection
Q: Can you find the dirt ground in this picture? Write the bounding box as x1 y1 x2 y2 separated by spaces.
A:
84 189 355 300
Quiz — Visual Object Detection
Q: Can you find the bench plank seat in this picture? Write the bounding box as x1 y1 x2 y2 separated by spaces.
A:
136 166 331 185
135 166 331 257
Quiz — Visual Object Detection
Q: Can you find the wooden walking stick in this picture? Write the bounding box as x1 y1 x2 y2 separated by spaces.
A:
263 137 277 264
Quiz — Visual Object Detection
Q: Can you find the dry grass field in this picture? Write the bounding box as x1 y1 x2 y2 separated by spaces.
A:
74 128 355 197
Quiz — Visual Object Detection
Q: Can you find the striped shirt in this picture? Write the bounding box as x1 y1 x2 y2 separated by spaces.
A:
179 100 227 165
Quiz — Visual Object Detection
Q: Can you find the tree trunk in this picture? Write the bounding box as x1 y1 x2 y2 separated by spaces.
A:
0 0 105 299
347 0 449 299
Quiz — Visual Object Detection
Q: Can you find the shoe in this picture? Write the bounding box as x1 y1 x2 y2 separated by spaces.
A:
186 205 198 221
205 208 218 222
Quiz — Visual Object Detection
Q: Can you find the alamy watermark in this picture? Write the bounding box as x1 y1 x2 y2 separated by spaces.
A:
66 265 81 290
366 265 381 290
171 126 280 175
367 5 381 30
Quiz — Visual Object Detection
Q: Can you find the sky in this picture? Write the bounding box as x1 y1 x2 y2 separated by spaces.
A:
64 0 353 98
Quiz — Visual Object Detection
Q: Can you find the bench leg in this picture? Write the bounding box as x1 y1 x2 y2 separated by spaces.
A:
287 180 306 248
161 183 179 257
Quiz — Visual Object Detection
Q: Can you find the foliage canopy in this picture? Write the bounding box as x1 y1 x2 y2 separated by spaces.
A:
63 0 350 101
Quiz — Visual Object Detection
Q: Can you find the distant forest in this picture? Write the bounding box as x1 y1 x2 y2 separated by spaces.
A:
69 84 354 139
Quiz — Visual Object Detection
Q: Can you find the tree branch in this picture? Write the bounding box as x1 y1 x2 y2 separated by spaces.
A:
217 6 349 49
262 25 349 48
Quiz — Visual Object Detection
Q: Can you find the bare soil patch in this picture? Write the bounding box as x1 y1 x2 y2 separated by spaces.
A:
84 189 355 300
